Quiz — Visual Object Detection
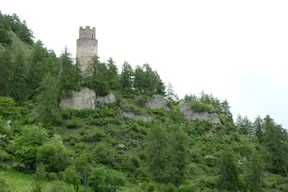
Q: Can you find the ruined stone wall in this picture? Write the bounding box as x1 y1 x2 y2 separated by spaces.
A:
59 88 96 109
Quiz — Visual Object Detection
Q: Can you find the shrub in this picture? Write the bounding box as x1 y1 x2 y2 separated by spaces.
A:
0 178 9 192
89 167 126 192
50 180 72 192
48 172 58 181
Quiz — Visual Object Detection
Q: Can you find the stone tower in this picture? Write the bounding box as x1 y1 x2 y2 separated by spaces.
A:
76 26 98 76
59 26 98 109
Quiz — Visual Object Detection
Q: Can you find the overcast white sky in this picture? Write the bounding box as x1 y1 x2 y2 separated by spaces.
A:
2 0 288 127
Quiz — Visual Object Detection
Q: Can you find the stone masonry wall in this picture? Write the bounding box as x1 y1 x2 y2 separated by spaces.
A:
59 88 96 109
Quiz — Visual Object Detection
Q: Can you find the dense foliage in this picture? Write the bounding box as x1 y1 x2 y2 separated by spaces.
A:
1 11 288 192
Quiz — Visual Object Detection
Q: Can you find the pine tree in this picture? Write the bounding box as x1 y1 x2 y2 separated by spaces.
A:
154 71 166 95
119 61 134 96
88 56 110 96
133 65 145 94
146 122 168 183
8 52 29 102
217 149 240 191
0 49 13 96
245 153 263 192
34 72 61 125
167 125 189 186
263 116 288 176
236 115 253 135
166 82 178 102
254 116 264 142
27 41 50 96
59 48 80 97
106 57 119 90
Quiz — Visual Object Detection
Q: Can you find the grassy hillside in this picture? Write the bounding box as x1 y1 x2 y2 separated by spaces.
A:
9 31 33 54
0 31 33 54
0 171 74 192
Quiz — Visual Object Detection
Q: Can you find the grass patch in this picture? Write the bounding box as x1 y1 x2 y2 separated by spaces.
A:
0 171 72 192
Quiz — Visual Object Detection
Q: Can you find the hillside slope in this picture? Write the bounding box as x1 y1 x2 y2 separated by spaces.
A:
0 31 33 54
1 11 288 192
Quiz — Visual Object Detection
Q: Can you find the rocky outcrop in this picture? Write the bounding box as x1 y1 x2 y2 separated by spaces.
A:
145 94 168 110
179 100 221 124
120 110 153 122
59 88 96 109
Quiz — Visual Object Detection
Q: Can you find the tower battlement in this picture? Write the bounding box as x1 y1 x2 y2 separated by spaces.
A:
79 26 96 39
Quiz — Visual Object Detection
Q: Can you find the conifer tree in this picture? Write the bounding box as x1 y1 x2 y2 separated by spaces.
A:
154 71 166 95
119 61 134 96
146 123 168 183
27 41 50 95
254 116 264 142
263 116 288 175
8 52 29 102
245 153 263 192
106 57 119 90
59 48 80 97
34 72 61 125
133 65 146 94
167 125 189 186
88 56 110 96
236 115 253 135
0 49 13 96
217 149 240 191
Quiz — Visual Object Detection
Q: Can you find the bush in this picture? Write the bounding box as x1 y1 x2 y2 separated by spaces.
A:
176 183 197 192
64 118 85 129
0 150 10 161
0 178 9 192
189 100 214 113
89 167 126 192
48 172 58 181
50 180 72 192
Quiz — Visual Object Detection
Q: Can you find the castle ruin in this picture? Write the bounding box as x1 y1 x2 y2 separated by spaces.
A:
76 26 98 76
59 26 98 109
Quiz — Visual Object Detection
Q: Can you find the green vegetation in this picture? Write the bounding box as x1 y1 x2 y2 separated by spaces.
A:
1 10 288 192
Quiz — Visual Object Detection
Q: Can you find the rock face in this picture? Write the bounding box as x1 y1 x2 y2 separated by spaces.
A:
95 93 116 107
120 110 153 122
145 94 168 110
59 88 96 109
179 100 221 124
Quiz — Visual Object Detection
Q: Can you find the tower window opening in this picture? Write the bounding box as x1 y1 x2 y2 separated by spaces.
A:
92 34 94 38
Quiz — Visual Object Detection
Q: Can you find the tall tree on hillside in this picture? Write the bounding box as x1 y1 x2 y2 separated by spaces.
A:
220 99 233 120
146 122 168 183
154 71 166 95
0 49 13 96
59 48 80 97
26 41 50 95
262 115 288 175
254 116 264 143
8 52 29 102
106 57 119 90
142 63 156 95
245 153 263 192
217 149 241 191
119 61 134 96
133 65 146 94
167 125 189 186
236 115 253 135
88 56 110 96
166 82 179 102
0 22 12 45
33 72 61 125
